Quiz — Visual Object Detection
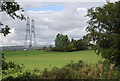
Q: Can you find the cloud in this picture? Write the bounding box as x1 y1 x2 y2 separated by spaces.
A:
1 2 105 46
63 28 86 39
77 8 86 11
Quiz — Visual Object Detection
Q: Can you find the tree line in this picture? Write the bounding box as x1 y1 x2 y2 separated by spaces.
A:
51 34 88 52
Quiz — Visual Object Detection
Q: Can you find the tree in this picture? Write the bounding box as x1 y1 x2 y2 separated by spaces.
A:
54 34 70 51
86 1 120 66
55 34 70 48
0 0 25 36
72 38 87 51
54 34 88 52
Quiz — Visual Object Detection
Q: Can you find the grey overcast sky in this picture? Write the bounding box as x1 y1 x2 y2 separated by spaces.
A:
0 1 117 46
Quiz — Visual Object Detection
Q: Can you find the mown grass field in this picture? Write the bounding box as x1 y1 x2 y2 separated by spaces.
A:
3 50 103 71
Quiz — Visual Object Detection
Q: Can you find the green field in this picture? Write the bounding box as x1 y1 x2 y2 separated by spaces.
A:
3 50 103 71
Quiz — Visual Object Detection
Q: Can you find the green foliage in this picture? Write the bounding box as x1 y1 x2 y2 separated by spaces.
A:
72 39 87 50
0 1 25 36
42 45 53 51
64 60 84 71
53 33 88 52
54 34 70 51
2 53 24 80
86 1 120 66
5 60 120 80
2 52 119 80
0 25 10 36
42 46 47 51
1 2 25 20
17 71 32 79
38 61 120 79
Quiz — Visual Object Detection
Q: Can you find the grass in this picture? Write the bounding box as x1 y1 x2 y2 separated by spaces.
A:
3 50 103 71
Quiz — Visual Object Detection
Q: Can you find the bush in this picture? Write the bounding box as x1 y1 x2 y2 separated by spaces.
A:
38 60 120 79
2 59 120 80
2 53 24 80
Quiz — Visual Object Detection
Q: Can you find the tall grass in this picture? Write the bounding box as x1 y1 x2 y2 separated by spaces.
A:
2 60 120 80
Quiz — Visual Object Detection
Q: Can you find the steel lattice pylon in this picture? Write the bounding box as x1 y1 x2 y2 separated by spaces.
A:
30 19 36 47
25 17 36 48
25 17 30 47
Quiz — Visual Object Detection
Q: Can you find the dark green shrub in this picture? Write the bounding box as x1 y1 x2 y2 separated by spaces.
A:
64 60 84 71
38 60 120 79
2 56 120 80
2 53 24 80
